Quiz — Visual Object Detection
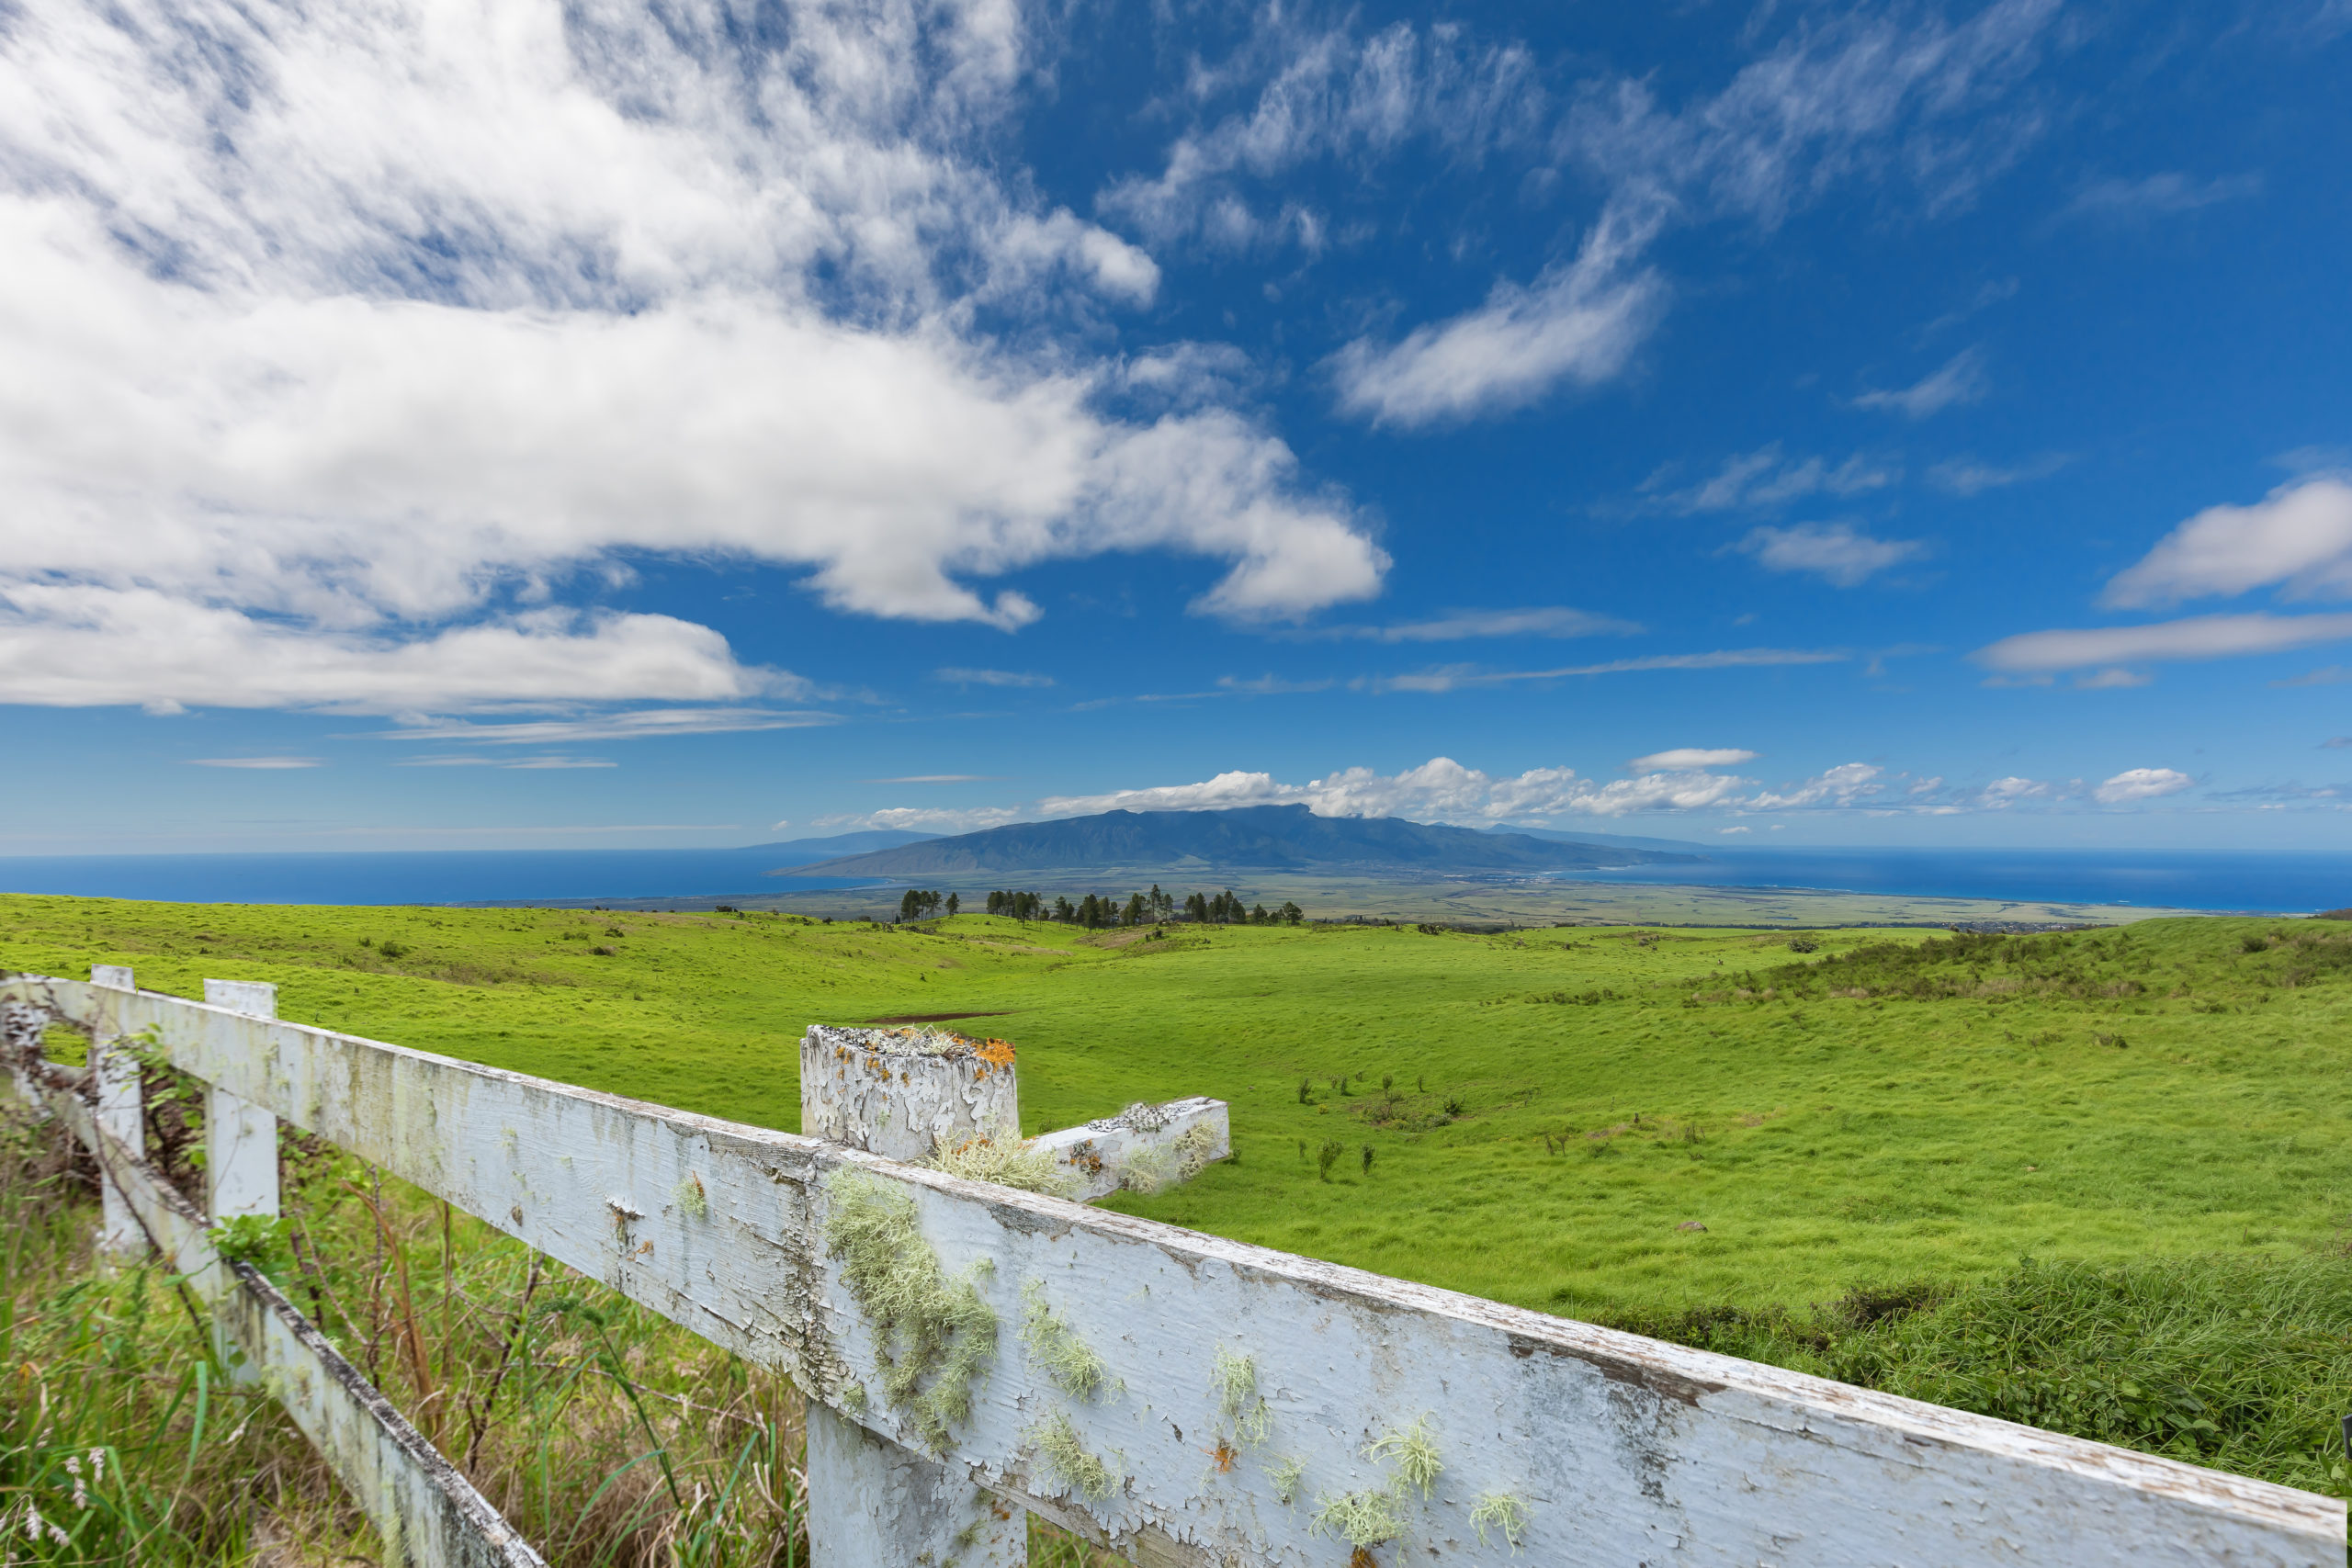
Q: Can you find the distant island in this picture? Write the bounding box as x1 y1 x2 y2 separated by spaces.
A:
783 804 1702 879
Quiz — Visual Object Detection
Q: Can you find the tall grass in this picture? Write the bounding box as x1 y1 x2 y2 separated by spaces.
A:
0 1097 1121 1565
1608 1256 2352 1500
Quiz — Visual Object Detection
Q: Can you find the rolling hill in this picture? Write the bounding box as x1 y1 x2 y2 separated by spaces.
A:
785 804 1700 878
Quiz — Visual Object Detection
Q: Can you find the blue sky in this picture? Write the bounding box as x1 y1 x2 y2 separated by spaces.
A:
5 0 2352 854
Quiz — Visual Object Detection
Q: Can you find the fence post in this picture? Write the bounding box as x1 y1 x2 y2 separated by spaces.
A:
87 965 149 1258
801 1024 1027 1567
201 979 281 1224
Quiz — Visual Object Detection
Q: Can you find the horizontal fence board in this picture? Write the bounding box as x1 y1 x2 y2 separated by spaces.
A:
6 974 2342 1567
16 1055 543 1568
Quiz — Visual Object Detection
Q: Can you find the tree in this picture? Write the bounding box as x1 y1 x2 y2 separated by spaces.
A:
1149 884 1171 920
945 893 958 916
1123 892 1147 926
899 888 922 923
1054 896 1075 922
1280 900 1304 925
1250 903 1270 924
1184 891 1210 923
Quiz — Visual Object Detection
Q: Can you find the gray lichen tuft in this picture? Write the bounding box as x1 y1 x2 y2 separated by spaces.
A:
821 1169 998 1453
1469 1490 1532 1552
928 1130 1079 1198
1029 1410 1119 1501
1268 1455 1306 1506
1020 1280 1109 1399
1114 1143 1174 1195
673 1171 709 1220
1365 1414 1442 1499
1308 1486 1407 1550
1210 1346 1270 1447
1172 1121 1220 1180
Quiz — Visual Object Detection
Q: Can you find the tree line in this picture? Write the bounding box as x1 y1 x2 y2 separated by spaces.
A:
978 885 1303 928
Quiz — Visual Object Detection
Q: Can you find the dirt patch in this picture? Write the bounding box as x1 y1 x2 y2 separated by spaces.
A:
861 1010 1015 1025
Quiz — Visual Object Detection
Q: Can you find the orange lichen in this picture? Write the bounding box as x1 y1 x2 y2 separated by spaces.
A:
1350 1550 1377 1568
1207 1439 1238 1473
976 1037 1017 1068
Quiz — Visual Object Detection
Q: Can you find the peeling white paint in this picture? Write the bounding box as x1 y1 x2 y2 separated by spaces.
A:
1033 1098 1229 1201
4 971 2342 1568
800 1025 1019 1163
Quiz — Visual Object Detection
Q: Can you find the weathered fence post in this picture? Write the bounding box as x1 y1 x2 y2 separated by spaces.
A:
201 979 281 1224
90 964 146 1258
800 1025 1028 1567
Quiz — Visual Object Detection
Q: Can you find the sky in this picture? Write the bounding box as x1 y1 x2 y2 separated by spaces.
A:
4 0 2351 855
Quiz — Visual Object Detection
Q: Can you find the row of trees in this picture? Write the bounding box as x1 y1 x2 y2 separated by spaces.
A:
898 888 958 921
978 886 1304 928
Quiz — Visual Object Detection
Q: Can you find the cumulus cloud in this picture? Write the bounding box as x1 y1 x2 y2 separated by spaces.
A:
2102 477 2352 608
2096 767 2192 804
1852 348 1991 418
1973 612 2352 672
1627 748 1756 771
1640 446 1898 513
1328 198 1666 426
820 753 1913 833
1736 523 1925 586
1976 776 2051 807
0 0 1385 716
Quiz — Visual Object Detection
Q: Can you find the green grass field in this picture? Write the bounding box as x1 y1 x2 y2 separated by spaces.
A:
7 895 2349 1319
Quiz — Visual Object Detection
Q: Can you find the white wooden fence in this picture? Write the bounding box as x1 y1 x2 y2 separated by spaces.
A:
2 965 2344 1567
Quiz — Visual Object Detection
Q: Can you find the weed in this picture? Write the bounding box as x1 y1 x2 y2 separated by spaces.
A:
1297 1077 1312 1104
821 1169 998 1453
1361 1145 1374 1177
1317 1141 1342 1182
1021 1281 1109 1400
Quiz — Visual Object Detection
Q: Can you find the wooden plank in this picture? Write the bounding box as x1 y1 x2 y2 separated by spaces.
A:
18 1054 543 1568
5 973 2341 1567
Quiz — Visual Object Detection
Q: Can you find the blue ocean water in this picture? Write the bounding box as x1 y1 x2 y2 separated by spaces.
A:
0 848 870 907
0 844 2344 913
1558 847 2352 914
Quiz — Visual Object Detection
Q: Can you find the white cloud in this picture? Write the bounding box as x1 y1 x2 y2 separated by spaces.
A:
1928 453 2070 495
1973 612 2352 672
1976 775 2050 807
2096 767 2192 804
821 753 1909 833
1852 348 1991 418
1328 198 1667 426
1641 446 1899 513
399 754 616 768
1311 607 1641 642
2062 172 2261 222
0 589 789 713
2101 477 2352 608
2074 668 2152 689
187 756 322 769
1736 523 1925 586
1719 826 1751 834
367 708 837 745
1627 748 1757 771
0 0 1386 716
1358 647 1844 694
1747 762 1883 809
935 668 1055 688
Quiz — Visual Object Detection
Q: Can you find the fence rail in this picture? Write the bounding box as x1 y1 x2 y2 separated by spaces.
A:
2 968 2343 1567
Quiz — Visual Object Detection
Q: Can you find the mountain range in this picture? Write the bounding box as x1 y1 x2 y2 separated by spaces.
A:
783 806 1699 879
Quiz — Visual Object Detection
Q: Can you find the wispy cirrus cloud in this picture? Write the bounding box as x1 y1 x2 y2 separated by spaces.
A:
1735 523 1926 587
1638 446 1899 514
2061 171 2261 223
1974 612 2352 673
1305 606 1640 642
1928 453 2071 495
935 668 1056 688
364 707 840 745
1628 748 1756 771
1359 647 1843 694
187 757 322 770
1852 347 1991 419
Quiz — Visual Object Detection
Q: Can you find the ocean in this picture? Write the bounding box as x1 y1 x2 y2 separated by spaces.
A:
1559 847 2352 915
0 845 2344 914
